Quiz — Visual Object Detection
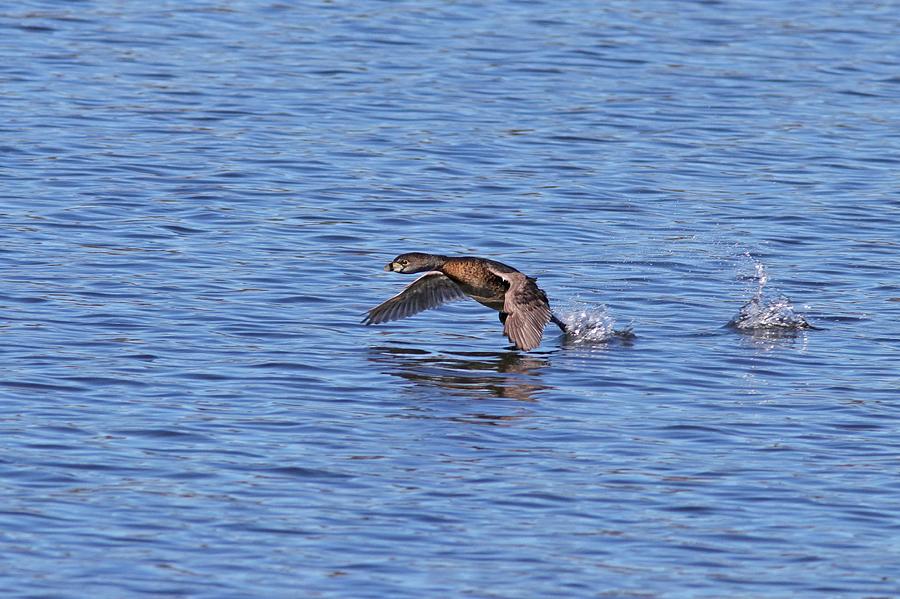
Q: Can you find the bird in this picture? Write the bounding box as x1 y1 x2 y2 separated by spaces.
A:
363 252 567 351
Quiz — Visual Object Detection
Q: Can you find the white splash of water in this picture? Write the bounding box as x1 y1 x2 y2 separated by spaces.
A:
556 302 634 344
730 253 812 331
753 258 768 297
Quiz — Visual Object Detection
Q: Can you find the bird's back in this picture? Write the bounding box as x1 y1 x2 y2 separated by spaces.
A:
440 256 514 310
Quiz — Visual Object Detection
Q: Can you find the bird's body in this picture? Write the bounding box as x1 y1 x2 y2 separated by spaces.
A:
363 252 566 351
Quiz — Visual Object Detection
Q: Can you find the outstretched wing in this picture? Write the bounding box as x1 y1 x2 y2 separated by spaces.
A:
363 272 467 325
487 267 551 351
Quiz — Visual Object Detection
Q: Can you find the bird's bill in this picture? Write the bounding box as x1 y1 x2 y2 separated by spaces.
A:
384 261 399 272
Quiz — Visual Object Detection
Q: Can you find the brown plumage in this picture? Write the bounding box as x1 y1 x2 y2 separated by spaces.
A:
363 252 567 351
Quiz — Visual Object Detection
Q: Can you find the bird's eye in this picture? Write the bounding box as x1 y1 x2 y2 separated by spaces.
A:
400 260 409 266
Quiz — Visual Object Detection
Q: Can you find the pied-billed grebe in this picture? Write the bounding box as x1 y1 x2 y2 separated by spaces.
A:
363 252 566 351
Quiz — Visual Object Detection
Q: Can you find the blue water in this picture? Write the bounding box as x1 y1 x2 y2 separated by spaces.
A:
3 1 900 596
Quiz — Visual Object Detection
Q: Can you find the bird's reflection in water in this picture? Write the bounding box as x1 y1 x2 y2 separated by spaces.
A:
369 345 553 411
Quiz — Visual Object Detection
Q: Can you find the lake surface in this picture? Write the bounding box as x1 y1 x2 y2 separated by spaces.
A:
2 0 900 596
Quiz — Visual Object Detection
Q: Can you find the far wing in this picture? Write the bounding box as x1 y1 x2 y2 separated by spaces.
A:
487 268 552 351
363 272 467 325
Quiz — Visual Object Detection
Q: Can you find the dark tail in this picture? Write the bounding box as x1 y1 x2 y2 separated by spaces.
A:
550 314 567 333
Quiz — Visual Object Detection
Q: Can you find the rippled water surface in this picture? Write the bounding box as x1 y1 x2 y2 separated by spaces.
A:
3 1 900 596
